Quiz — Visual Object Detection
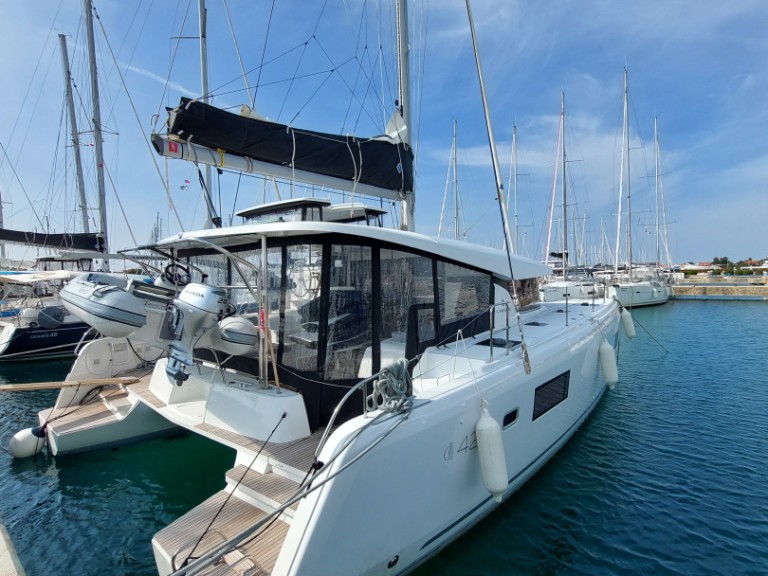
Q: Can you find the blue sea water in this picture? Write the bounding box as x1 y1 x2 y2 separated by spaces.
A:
0 300 766 576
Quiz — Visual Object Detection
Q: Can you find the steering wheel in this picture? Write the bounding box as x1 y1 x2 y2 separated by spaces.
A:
163 263 191 287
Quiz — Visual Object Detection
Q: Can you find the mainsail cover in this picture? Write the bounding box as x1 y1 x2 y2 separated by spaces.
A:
0 229 104 252
163 97 414 194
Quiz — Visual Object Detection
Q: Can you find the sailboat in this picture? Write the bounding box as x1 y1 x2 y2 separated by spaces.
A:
540 92 604 302
0 27 114 361
13 2 630 574
609 68 671 308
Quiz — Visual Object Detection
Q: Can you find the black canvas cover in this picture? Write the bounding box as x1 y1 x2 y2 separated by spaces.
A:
0 229 105 252
166 97 414 193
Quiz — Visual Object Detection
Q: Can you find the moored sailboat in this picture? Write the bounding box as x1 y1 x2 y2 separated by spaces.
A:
608 68 671 308
540 91 605 303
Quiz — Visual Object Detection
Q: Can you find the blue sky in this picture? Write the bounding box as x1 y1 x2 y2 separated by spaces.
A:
0 0 766 265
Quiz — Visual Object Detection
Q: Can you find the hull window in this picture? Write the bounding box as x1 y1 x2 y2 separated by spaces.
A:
533 371 570 420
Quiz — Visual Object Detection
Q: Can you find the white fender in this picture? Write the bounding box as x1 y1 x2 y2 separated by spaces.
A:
211 316 260 356
9 427 46 458
475 404 508 503
599 340 619 389
620 308 636 339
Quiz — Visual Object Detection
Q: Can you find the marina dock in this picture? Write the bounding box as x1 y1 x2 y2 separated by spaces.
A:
672 277 768 300
0 524 24 576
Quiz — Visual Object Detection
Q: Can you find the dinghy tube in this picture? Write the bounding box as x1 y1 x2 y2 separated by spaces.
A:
620 308 636 339
60 279 146 338
599 340 619 389
475 403 508 503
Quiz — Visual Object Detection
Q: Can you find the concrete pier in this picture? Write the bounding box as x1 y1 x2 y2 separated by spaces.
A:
0 524 24 576
672 277 768 300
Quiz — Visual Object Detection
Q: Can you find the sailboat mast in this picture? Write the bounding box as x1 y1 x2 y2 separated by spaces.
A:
508 124 519 252
84 0 108 261
59 34 90 235
614 68 626 275
544 111 562 266
561 91 568 281
198 0 217 229
656 117 673 267
624 68 633 282
453 119 459 240
396 0 414 231
654 115 660 265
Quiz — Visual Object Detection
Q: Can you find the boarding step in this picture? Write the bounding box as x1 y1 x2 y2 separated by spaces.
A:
195 422 325 482
225 465 302 521
153 489 289 576
43 388 132 434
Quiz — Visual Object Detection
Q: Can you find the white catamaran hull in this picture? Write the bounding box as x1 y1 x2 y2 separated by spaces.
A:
273 304 618 575
37 297 619 575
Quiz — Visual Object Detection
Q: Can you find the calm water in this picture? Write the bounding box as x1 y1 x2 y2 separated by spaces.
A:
1 300 766 576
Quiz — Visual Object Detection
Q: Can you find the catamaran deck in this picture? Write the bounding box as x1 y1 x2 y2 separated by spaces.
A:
153 490 290 576
40 367 154 434
41 365 333 574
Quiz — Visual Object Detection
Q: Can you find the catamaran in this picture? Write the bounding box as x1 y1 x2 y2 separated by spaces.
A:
9 2 632 575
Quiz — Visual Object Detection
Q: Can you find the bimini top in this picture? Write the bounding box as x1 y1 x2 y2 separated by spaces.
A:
143 221 551 281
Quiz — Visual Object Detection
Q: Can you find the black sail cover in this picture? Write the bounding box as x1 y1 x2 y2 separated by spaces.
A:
0 229 104 252
166 97 414 193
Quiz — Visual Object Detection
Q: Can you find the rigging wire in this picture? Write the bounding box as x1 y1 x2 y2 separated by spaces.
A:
0 141 45 231
152 0 193 132
102 162 138 246
222 0 254 105
91 3 185 232
0 0 64 174
276 0 329 122
252 0 278 110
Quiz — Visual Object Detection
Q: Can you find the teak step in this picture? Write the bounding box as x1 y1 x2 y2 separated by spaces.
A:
226 465 302 519
154 489 289 576
42 388 132 434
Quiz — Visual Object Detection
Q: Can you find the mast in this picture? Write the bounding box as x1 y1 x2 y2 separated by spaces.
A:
452 119 459 240
0 184 4 259
624 68 633 282
544 111 562 265
198 0 218 228
655 116 672 267
396 0 414 231
561 91 568 281
654 116 660 265
438 120 453 238
614 68 627 275
84 0 109 263
59 34 90 235
507 124 520 252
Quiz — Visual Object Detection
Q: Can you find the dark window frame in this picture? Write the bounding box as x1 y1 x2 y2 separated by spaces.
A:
533 371 570 420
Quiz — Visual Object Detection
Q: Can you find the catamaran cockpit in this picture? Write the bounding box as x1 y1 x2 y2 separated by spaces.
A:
121 222 541 431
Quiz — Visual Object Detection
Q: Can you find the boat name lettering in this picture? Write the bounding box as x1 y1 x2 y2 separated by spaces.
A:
31 332 56 339
457 432 477 454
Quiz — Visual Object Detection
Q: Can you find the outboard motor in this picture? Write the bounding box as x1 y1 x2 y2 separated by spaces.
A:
165 283 229 385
